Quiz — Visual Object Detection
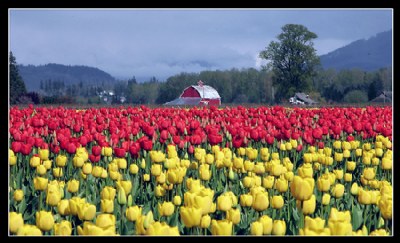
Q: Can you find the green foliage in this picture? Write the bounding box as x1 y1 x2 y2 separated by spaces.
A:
259 24 320 102
9 52 27 104
343 90 369 103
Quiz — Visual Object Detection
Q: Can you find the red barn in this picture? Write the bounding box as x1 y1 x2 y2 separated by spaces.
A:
165 80 221 106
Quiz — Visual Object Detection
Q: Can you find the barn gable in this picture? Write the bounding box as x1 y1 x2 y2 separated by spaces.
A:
165 81 221 106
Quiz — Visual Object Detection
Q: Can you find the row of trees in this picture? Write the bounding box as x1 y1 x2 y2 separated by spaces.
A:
10 24 392 105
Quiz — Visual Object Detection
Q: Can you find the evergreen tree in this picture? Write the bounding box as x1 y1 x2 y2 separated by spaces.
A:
9 52 27 104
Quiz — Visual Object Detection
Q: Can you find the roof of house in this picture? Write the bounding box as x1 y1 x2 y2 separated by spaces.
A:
382 91 392 99
164 97 202 106
295 92 318 104
371 91 392 102
189 85 221 99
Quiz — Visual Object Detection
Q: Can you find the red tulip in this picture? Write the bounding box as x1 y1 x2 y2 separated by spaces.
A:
66 142 77 154
160 130 169 140
188 145 194 154
11 141 22 153
296 144 303 152
89 154 101 163
21 143 32 156
92 145 101 156
141 139 153 151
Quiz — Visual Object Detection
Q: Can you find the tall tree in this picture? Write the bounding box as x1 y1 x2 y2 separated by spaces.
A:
9 52 27 104
259 24 320 102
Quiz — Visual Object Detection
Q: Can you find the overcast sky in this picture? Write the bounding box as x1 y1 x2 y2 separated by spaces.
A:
9 9 392 81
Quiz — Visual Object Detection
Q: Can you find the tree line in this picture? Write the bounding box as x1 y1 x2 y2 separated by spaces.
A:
9 24 392 106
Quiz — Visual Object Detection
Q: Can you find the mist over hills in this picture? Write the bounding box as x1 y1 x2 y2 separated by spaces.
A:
17 30 392 92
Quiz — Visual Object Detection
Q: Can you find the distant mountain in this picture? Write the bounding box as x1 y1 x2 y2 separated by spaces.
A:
18 63 116 91
320 30 392 71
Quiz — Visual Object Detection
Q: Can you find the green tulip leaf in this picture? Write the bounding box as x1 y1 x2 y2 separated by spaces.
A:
352 206 363 231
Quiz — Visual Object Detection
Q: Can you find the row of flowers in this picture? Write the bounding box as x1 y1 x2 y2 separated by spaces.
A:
9 106 392 236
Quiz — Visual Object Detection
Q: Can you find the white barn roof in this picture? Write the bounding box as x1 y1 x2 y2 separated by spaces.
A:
190 85 221 99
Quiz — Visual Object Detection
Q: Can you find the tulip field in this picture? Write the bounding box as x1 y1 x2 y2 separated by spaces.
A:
9 105 392 236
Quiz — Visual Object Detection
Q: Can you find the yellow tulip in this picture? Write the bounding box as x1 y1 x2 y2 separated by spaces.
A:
304 216 326 232
173 195 182 206
271 163 283 176
155 185 166 197
363 168 375 180
243 176 255 188
362 155 371 165
145 221 180 236
68 197 85 216
116 180 132 196
298 163 313 178
259 215 273 235
126 205 142 222
200 215 211 228
17 224 42 236
56 155 67 167
101 186 116 200
34 177 48 191
322 193 331 206
251 221 263 235
275 177 288 193
254 162 266 175
378 195 392 220
96 214 116 228
290 176 314 201
211 219 232 235
54 220 72 236
272 220 286 235
252 191 269 211
91 166 104 178
57 199 70 215
36 211 54 231
344 173 352 182
199 164 212 181
150 164 162 177
346 161 356 172
331 184 345 198
42 160 51 170
180 206 202 228
8 155 17 165
317 174 331 192
77 203 96 221
240 194 253 207
13 189 24 202
303 153 313 164
369 229 389 236
300 195 316 215
129 163 139 174
72 156 84 168
217 195 232 212
350 183 359 195
82 163 92 175
78 221 116 236
284 171 294 182
271 195 284 209
117 188 127 205
101 199 114 213
67 179 79 193
226 208 241 225
46 182 62 206
36 164 47 176
30 155 41 168
158 202 175 217
382 157 392 170
244 160 254 172
9 212 24 234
